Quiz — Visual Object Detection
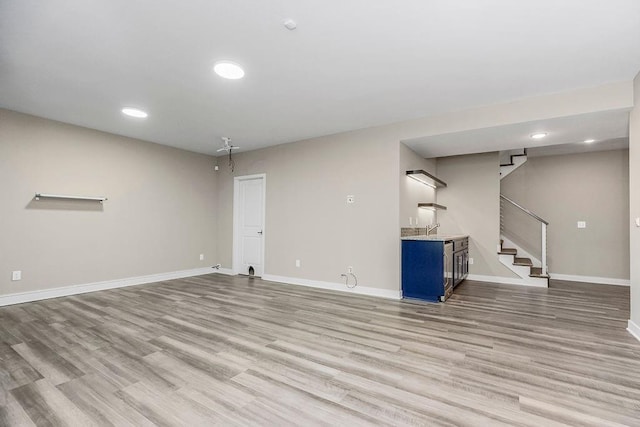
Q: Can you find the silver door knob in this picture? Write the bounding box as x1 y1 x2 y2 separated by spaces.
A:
257 230 263 235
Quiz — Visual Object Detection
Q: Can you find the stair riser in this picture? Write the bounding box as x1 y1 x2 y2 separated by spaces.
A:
498 254 549 287
500 236 541 267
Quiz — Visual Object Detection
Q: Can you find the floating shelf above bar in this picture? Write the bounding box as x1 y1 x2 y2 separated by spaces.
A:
35 193 108 203
418 203 447 210
406 170 447 188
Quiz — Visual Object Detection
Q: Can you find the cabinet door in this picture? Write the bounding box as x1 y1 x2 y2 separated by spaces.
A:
401 240 444 302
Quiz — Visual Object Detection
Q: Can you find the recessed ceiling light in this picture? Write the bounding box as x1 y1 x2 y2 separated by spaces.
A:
583 139 596 143
213 61 245 80
121 107 148 118
530 132 548 140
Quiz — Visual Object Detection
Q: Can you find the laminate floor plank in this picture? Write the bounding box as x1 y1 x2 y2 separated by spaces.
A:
1 275 639 426
0 393 37 427
115 381 220 427
10 379 97 427
57 374 156 427
10 342 84 386
0 343 44 391
231 370 379 427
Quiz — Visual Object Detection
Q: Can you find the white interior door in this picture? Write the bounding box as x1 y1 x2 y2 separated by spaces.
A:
234 175 265 276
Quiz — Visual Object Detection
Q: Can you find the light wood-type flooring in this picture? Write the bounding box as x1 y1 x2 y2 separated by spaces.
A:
1 274 639 426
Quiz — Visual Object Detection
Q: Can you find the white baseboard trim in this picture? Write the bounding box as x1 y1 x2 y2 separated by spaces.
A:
628 320 640 342
466 274 548 287
550 273 630 286
262 274 401 300
0 267 217 307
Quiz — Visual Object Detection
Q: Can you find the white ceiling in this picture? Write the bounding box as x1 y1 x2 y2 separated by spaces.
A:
1 0 640 156
403 109 631 158
526 137 628 158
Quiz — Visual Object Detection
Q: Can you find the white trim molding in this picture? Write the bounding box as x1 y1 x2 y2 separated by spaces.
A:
628 320 640 342
262 274 401 300
550 273 630 286
467 274 548 287
0 267 218 307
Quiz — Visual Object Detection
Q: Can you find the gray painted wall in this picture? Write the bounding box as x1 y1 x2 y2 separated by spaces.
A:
399 143 437 229
501 150 629 280
0 109 218 295
436 152 517 278
215 133 401 291
1 82 633 299
630 73 640 328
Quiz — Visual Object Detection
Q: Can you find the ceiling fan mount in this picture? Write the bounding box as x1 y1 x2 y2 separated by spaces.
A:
217 136 240 153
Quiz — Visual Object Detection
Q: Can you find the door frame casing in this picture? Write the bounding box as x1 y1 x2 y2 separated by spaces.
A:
232 173 267 276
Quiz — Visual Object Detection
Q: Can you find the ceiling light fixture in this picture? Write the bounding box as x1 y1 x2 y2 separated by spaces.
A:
283 19 297 30
583 139 596 143
121 107 148 118
530 132 548 140
213 61 245 80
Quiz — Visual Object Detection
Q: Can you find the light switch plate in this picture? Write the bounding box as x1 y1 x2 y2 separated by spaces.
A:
577 221 586 229
12 271 21 281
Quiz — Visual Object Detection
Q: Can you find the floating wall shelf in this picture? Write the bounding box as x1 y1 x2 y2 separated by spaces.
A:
418 203 447 211
406 170 447 188
35 193 108 203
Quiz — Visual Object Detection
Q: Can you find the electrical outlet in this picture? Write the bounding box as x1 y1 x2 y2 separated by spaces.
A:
295 259 301 267
12 271 21 281
468 258 474 265
199 254 204 261
577 221 586 229
347 266 353 273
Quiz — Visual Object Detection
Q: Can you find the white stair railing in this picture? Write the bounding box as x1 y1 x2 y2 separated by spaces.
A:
500 194 549 275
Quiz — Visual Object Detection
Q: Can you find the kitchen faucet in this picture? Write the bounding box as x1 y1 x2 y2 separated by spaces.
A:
426 223 440 236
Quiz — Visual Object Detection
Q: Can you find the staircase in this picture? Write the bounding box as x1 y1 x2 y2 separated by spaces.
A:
499 194 549 287
498 238 549 287
500 148 528 178
498 149 549 287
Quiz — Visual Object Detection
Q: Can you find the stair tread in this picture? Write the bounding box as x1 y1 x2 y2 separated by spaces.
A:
529 267 549 278
500 163 514 167
499 248 517 255
529 273 550 278
513 257 533 266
